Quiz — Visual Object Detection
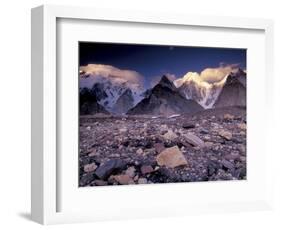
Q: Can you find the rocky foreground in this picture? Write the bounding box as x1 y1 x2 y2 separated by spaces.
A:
79 107 246 187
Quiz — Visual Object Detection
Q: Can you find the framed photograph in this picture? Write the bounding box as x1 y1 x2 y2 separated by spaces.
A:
31 5 274 225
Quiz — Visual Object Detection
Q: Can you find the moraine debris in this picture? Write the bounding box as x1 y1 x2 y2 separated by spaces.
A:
79 107 247 186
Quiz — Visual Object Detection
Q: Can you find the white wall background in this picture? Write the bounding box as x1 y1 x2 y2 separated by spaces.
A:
0 0 280 229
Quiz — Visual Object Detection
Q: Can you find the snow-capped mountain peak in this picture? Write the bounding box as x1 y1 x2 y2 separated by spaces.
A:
80 69 145 113
174 68 246 109
174 72 228 109
174 72 213 89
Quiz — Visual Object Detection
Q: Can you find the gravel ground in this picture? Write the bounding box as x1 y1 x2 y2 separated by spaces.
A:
79 106 246 187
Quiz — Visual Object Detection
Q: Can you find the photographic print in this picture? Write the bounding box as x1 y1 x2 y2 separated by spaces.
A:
79 42 246 187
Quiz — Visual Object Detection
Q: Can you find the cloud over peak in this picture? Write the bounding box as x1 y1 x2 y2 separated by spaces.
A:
80 64 144 86
200 64 240 84
174 64 241 88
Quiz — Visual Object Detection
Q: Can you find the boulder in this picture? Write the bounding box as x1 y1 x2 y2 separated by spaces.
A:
156 146 188 168
79 173 95 186
207 160 222 176
119 128 127 133
183 133 205 147
225 153 240 161
93 180 108 186
154 143 165 153
204 142 214 148
182 122 195 129
237 123 247 130
200 128 209 134
125 166 136 178
219 130 232 140
95 159 126 179
136 148 143 155
83 162 98 173
140 165 154 174
88 148 99 157
138 178 148 184
163 129 178 140
112 174 135 185
222 159 235 170
223 113 235 120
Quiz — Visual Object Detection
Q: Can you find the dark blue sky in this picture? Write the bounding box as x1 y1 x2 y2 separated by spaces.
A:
79 42 246 87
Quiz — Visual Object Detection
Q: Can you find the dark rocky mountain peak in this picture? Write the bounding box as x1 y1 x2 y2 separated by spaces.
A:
225 69 246 85
213 70 246 108
112 89 135 114
80 88 109 115
157 75 177 91
127 75 203 116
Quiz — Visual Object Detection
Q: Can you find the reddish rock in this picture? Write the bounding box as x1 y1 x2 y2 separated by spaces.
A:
223 114 235 120
156 146 188 168
83 162 97 173
237 123 246 130
225 153 240 161
219 130 232 140
140 165 154 174
154 143 165 153
94 180 108 186
163 129 178 140
112 174 135 185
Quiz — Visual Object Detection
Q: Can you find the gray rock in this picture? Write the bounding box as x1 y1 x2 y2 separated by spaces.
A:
239 156 247 162
222 159 235 170
83 162 97 173
136 148 143 155
182 122 195 129
219 130 232 141
80 173 95 186
207 160 222 176
125 166 136 178
200 128 209 134
163 129 178 140
239 167 247 179
95 159 126 179
88 148 99 157
215 169 234 180
237 144 246 155
183 133 205 148
93 180 108 186
157 167 181 181
231 168 243 179
138 178 148 184
154 143 165 153
225 153 240 161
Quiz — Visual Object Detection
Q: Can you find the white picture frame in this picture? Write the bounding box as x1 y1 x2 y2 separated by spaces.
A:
31 4 274 225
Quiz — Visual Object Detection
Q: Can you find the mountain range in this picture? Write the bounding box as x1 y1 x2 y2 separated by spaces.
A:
127 75 203 115
79 68 246 115
80 70 144 114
